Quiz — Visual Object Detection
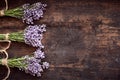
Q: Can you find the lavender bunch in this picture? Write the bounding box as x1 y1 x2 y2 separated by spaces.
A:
0 48 49 77
0 24 46 47
0 2 47 24
24 56 49 76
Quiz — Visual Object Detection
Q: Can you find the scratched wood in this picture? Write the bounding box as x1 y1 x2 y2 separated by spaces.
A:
0 0 120 80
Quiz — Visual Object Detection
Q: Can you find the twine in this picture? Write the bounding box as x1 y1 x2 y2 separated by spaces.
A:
0 10 4 16
0 0 10 79
0 33 10 50
0 50 10 80
0 33 11 80
0 0 8 16
2 58 8 66
5 0 8 10
5 33 9 40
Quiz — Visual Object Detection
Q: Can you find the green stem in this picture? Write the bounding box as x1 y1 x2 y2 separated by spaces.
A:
0 57 26 68
4 7 23 18
0 32 24 42
0 34 6 40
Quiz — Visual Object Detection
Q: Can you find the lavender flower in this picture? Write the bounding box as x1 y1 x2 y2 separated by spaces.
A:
42 62 49 69
22 4 30 9
22 2 47 24
24 56 41 64
24 24 46 47
24 55 49 77
24 56 43 77
34 48 45 59
3 2 47 24
26 62 43 77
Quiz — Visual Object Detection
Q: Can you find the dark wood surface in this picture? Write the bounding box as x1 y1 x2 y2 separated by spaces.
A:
0 0 120 80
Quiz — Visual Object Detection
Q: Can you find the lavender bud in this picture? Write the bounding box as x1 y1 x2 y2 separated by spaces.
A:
34 48 45 59
42 62 49 69
22 3 30 9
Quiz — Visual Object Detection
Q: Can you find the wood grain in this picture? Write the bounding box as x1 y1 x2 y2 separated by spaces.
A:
0 0 120 80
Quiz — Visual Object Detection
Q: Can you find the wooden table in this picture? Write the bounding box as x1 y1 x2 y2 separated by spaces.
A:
0 0 120 80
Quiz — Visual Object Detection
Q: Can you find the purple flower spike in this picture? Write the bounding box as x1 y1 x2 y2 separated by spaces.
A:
24 56 41 64
26 62 43 76
24 24 46 47
22 4 30 9
22 2 47 24
34 48 45 59
42 62 49 69
24 56 43 76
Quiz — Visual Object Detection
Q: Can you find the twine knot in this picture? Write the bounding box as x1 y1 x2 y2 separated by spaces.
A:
0 0 8 17
5 33 9 40
0 10 5 16
2 58 8 66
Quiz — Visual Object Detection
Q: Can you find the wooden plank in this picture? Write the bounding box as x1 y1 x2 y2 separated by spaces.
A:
0 0 120 80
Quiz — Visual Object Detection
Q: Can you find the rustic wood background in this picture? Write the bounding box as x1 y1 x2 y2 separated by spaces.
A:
0 0 120 80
